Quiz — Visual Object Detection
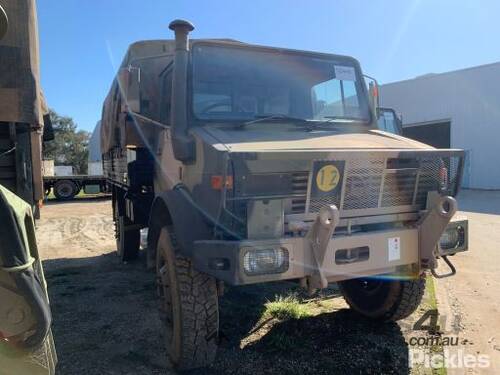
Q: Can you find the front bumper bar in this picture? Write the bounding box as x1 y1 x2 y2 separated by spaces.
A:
193 195 458 286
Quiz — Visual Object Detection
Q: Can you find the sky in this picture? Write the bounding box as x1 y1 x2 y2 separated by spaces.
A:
37 0 500 132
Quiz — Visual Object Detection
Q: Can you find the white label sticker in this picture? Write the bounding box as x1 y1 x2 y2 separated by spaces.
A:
388 237 401 261
334 65 356 81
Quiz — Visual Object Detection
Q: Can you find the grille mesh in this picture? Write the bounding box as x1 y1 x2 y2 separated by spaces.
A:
382 170 418 207
291 172 309 213
309 195 340 213
290 154 462 214
343 159 384 210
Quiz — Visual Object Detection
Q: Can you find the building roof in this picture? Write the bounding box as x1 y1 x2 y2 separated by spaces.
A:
383 60 500 87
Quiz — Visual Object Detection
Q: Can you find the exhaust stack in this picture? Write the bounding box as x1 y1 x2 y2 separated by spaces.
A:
169 19 195 162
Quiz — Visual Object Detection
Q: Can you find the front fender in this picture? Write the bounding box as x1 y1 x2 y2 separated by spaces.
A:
147 187 212 266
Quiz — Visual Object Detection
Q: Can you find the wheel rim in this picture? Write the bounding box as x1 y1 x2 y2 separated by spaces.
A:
57 183 74 198
356 278 384 295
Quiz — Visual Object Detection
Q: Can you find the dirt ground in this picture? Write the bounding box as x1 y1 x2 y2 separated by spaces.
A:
35 195 495 375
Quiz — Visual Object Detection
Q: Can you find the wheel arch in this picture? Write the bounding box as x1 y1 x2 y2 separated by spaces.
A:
147 189 212 269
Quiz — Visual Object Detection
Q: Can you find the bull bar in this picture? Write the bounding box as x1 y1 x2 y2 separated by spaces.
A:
193 194 458 287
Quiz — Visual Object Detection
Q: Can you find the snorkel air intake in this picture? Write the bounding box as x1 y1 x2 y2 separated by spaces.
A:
168 19 195 162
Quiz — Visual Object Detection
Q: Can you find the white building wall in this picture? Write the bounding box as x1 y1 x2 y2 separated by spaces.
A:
380 62 500 189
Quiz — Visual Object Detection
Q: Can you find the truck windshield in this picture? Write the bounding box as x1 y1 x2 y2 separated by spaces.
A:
192 44 371 124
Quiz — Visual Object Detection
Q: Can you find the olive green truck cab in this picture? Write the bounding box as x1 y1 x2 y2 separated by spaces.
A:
101 20 465 370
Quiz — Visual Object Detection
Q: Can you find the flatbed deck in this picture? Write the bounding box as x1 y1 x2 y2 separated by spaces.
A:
43 175 107 200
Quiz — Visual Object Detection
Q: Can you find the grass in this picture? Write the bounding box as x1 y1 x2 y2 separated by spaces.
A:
256 277 447 375
410 275 447 375
425 276 447 375
263 295 312 321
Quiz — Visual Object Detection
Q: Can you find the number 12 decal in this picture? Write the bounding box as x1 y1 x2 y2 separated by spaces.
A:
316 164 341 192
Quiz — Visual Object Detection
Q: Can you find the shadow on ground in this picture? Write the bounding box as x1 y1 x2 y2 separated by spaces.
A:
44 252 409 375
198 283 409 375
43 251 168 375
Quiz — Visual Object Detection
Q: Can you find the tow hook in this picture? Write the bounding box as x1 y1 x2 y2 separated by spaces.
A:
306 205 340 290
431 255 457 279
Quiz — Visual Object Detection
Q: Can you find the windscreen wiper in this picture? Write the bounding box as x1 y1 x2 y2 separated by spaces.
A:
238 114 308 128
323 116 367 122
301 116 367 130
295 118 345 131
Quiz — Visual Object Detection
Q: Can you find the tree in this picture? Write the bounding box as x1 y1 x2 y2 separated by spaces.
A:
43 109 91 174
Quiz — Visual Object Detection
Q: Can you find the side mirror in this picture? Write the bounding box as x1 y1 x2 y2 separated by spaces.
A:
0 5 8 40
118 66 141 113
363 75 380 116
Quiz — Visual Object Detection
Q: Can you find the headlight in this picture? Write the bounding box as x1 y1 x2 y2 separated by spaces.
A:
439 225 465 250
243 247 289 276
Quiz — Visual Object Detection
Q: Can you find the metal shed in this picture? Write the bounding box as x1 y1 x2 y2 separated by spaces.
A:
380 62 500 189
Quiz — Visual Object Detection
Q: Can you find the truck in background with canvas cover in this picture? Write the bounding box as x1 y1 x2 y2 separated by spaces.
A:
102 20 465 369
0 2 56 373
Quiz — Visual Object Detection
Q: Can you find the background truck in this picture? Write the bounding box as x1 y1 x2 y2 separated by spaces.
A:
42 122 108 200
0 1 56 373
0 0 53 216
102 19 465 370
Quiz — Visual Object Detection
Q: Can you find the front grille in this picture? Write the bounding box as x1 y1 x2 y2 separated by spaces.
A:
309 195 340 213
343 158 384 210
291 172 308 213
290 154 463 214
381 170 418 207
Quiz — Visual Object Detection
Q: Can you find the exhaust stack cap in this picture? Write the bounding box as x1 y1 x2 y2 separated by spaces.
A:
169 19 194 51
168 19 195 32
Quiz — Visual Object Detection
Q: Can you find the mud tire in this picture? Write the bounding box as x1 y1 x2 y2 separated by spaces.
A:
156 227 219 370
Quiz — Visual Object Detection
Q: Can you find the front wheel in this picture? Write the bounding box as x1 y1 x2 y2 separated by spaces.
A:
156 227 219 370
338 273 426 321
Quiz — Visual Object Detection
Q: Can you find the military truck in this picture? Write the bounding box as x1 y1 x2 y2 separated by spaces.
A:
0 0 53 216
0 1 56 373
101 19 465 369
